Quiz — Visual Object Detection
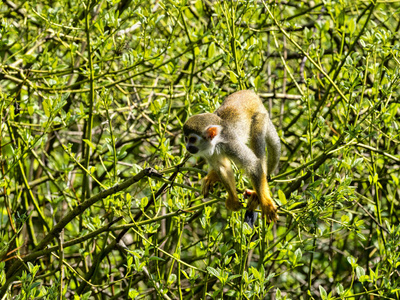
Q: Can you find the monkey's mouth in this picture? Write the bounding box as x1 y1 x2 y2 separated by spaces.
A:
187 146 199 154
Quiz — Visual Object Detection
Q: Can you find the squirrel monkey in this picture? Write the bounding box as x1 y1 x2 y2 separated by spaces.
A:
183 90 281 224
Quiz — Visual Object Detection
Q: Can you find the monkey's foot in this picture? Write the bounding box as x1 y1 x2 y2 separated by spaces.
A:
225 196 242 211
243 189 259 211
260 199 278 223
202 171 220 197
244 189 278 223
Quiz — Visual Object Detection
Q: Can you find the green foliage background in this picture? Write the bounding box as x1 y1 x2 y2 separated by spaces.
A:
1 0 400 299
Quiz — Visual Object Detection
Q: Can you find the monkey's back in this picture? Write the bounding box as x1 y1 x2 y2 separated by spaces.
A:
215 90 267 142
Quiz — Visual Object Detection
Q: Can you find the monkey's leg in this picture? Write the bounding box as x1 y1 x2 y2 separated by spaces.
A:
247 113 278 223
244 181 278 223
210 156 242 211
202 169 220 197
225 137 277 221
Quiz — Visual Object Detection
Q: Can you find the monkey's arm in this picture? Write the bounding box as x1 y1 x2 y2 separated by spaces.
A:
207 156 242 211
202 169 220 197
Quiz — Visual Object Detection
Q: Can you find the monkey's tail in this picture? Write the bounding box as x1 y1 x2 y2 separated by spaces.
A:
266 118 281 175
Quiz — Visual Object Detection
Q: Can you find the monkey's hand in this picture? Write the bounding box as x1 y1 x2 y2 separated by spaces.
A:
202 170 220 197
244 189 278 223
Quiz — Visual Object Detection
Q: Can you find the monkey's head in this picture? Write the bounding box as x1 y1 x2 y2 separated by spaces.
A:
183 113 223 157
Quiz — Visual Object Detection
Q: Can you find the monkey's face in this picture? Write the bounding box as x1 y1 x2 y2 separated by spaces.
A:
184 133 203 155
184 125 222 158
183 113 223 157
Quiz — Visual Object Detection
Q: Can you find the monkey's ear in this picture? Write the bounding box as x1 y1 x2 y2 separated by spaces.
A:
205 125 222 141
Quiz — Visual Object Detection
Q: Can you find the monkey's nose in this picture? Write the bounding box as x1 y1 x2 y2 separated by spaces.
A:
187 146 199 154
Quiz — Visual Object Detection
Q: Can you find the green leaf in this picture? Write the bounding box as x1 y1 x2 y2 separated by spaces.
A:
250 266 260 280
224 249 236 257
228 274 241 281
81 291 92 300
149 256 165 261
206 267 220 278
356 266 365 279
167 273 177 285
194 0 203 14
356 232 366 241
278 189 287 205
254 75 261 90
208 42 216 58
129 289 139 299
319 286 327 300
336 283 344 295
347 256 358 268
341 215 350 224
83 139 96 150
27 105 34 116
229 71 238 83
194 46 200 56
276 288 282 300
43 98 51 117
295 248 302 262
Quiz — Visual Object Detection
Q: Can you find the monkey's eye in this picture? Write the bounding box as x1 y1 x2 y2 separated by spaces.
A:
189 136 197 144
184 136 188 143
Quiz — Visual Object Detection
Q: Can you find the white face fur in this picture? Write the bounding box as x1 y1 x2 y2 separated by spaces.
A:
185 125 222 158
185 133 203 155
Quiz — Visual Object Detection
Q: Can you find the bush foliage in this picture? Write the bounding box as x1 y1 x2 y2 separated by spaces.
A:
1 0 400 299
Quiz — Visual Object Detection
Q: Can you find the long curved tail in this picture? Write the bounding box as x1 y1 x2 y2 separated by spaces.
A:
266 117 281 175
